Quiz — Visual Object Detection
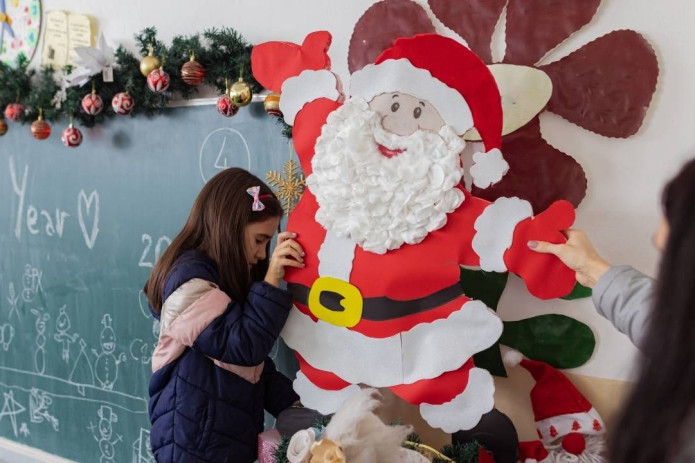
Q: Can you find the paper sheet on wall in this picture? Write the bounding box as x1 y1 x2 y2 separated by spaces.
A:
42 11 69 68
42 11 94 69
67 14 94 65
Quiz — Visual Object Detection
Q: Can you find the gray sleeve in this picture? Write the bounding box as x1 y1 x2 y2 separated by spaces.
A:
591 265 655 349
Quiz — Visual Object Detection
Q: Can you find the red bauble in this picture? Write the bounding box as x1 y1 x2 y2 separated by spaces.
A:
82 93 104 116
31 119 51 140
217 94 239 117
4 103 24 122
147 68 170 93
0 119 7 136
61 125 83 148
181 59 205 86
112 92 135 115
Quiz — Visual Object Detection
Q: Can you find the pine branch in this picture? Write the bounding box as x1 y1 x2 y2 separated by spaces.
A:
203 27 260 94
21 67 60 123
0 55 34 109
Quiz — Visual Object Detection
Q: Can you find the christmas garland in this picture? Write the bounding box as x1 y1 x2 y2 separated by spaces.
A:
0 27 290 144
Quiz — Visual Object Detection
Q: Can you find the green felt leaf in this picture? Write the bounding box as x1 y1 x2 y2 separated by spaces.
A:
561 282 593 300
500 314 596 368
459 267 509 377
459 267 509 310
473 343 507 378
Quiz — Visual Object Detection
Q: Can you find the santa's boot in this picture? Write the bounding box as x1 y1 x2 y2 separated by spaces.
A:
452 408 519 463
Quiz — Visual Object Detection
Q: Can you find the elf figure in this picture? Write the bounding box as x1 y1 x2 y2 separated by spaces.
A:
252 32 577 433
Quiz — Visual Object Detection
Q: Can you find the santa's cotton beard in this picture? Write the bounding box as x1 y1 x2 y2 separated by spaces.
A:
308 98 466 254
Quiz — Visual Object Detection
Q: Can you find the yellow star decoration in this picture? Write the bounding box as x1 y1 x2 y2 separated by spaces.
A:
266 159 305 214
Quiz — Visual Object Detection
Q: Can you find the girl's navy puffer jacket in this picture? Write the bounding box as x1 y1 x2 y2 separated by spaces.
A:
148 250 298 462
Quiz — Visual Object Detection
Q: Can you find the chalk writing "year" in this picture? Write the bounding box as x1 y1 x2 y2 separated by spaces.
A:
9 157 100 250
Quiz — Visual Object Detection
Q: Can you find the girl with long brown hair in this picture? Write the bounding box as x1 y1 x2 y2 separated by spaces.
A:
144 167 305 462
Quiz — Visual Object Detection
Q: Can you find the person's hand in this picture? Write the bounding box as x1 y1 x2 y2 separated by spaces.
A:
528 230 611 288
265 232 305 287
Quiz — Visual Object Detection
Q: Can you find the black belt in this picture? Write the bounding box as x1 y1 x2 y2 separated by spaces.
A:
288 281 463 322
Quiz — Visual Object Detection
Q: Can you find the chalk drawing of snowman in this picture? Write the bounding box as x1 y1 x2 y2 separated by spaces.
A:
92 314 126 391
30 308 50 375
89 405 122 463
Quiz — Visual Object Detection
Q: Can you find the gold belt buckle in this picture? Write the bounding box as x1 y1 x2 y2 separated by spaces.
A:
308 277 363 328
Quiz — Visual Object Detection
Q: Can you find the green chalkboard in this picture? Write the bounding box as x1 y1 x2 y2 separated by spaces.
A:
0 103 297 462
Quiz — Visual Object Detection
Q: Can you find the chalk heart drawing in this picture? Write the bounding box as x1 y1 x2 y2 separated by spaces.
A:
78 190 100 249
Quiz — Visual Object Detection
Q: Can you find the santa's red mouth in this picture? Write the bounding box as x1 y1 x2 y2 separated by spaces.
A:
377 143 405 158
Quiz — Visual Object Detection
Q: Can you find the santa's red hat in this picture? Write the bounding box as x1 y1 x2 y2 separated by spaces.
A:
504 351 606 446
349 33 509 188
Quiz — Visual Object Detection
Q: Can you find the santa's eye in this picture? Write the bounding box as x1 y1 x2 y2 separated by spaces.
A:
413 107 422 119
390 102 400 112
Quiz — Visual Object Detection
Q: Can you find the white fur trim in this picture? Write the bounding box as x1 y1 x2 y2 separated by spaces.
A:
282 301 502 387
317 230 357 280
350 59 473 135
280 69 340 125
537 407 606 445
419 368 495 432
293 371 361 415
471 148 509 188
472 197 533 272
502 348 524 368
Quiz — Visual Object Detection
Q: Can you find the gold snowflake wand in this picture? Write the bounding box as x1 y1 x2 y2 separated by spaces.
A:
266 142 306 214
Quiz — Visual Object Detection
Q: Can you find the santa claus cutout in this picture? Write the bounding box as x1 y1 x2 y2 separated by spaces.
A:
252 32 576 433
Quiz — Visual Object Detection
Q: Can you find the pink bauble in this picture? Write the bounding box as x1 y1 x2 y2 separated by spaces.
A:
147 68 170 93
61 126 83 148
112 92 135 115
217 94 239 117
4 103 24 122
82 93 104 116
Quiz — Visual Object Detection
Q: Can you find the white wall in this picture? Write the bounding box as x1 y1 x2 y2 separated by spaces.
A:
37 0 695 381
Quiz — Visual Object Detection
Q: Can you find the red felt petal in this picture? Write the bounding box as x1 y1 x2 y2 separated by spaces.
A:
348 0 435 74
428 0 506 64
471 117 588 215
251 31 332 92
539 30 659 138
504 0 601 65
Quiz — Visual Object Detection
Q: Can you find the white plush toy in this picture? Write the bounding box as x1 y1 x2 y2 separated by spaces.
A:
286 388 429 463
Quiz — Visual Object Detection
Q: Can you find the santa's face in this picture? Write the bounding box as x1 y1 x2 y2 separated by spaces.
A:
307 96 465 254
368 92 446 136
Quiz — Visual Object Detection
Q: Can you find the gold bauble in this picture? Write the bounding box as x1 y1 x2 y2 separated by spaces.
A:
140 46 161 77
0 118 7 136
229 77 253 107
